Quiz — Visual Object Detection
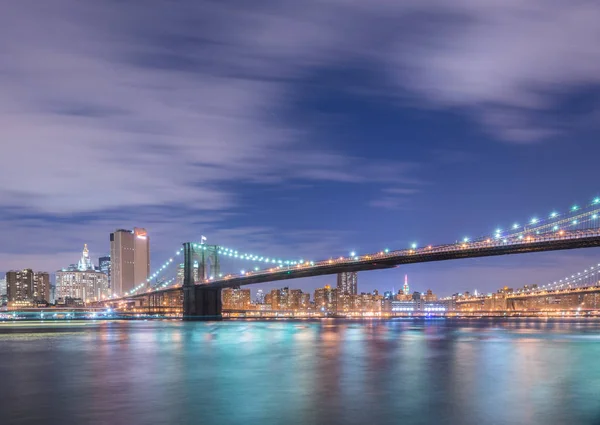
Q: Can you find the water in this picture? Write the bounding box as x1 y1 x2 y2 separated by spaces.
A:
1 319 600 425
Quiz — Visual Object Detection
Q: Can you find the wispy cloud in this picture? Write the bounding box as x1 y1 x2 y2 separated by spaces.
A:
1 0 599 275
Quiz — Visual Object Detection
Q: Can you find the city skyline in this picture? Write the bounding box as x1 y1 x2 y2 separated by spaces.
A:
1 1 600 297
2 3 600 425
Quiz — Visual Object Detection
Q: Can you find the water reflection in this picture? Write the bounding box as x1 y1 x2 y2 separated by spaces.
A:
1 319 600 425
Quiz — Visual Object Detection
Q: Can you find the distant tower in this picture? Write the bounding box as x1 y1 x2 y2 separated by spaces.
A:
337 272 357 295
98 256 111 288
77 244 94 271
403 274 410 295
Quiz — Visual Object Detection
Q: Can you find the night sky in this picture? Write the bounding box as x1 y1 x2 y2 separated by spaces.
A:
1 1 600 297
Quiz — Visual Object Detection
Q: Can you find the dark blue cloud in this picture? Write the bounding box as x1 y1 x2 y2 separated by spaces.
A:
1 0 600 296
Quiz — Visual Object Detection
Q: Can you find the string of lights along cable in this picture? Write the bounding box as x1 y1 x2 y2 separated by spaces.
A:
518 261 600 294
122 195 600 297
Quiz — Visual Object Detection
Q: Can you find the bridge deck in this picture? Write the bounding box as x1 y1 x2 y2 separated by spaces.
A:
103 230 600 304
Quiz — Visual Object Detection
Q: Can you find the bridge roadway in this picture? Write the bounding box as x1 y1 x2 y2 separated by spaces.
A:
205 229 600 288
106 229 600 308
507 285 600 299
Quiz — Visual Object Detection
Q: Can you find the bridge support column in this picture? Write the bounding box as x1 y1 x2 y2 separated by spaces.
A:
182 242 222 320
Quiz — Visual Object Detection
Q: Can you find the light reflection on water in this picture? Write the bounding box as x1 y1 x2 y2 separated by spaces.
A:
1 319 600 425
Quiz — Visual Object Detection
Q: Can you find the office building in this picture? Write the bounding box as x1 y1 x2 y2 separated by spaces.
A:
56 270 109 303
98 256 111 288
110 228 150 296
267 288 283 310
0 276 6 296
56 245 109 303
337 272 357 296
6 269 51 303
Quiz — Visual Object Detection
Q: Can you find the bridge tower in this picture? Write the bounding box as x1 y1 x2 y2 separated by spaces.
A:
182 242 222 320
196 244 220 282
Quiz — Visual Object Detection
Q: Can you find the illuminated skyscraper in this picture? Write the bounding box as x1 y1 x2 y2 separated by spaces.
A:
98 256 111 288
337 272 357 296
110 228 150 296
255 289 265 304
78 244 94 271
56 245 109 302
403 274 410 295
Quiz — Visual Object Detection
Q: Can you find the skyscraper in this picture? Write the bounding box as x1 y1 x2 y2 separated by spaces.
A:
6 269 51 303
337 272 357 295
6 269 33 301
98 256 111 288
33 272 51 303
56 245 109 302
403 274 410 295
78 244 94 271
255 289 265 304
110 228 150 296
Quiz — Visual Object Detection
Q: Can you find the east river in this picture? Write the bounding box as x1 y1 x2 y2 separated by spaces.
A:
1 319 600 425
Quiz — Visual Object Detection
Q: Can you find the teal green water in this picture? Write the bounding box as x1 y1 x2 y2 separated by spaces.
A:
1 319 600 425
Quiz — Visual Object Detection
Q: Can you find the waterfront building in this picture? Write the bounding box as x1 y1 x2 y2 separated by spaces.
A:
423 289 438 302
337 272 357 296
0 276 6 296
222 287 252 310
56 245 109 303
314 285 337 312
110 228 150 296
6 269 51 303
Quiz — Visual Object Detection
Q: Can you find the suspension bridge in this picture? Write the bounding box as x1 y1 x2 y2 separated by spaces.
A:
99 196 600 318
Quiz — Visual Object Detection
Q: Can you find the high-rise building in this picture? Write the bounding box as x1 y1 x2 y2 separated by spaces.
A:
33 272 51 303
56 245 109 303
300 293 310 310
98 256 111 288
314 285 337 312
0 276 6 296
255 289 265 304
268 288 282 310
403 274 410 295
110 228 150 296
6 269 32 301
337 272 357 296
6 269 50 303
